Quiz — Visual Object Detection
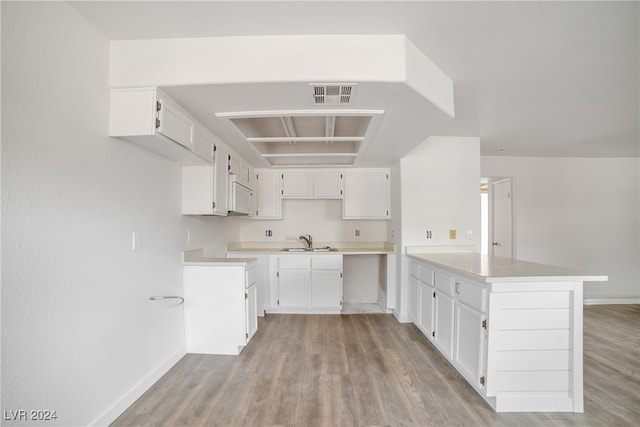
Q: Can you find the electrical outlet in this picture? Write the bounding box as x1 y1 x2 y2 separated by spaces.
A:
426 230 432 239
265 230 272 237
466 230 473 240
449 229 457 239
355 229 361 237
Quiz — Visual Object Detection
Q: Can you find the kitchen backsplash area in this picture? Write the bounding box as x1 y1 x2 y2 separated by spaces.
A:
226 199 389 244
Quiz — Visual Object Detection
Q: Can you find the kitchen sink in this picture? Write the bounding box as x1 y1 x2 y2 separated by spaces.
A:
280 247 337 252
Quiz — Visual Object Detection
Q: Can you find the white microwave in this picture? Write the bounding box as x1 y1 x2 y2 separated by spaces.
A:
228 175 252 215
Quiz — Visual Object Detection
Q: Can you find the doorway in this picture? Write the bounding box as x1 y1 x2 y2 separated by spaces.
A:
481 177 514 258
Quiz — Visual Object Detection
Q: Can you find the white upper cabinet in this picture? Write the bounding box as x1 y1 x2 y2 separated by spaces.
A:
182 139 230 215
254 169 282 219
229 154 252 189
281 170 343 199
281 171 313 198
342 169 390 219
312 170 343 198
109 87 211 165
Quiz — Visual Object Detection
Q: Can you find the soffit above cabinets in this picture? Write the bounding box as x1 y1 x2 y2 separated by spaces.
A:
216 110 384 167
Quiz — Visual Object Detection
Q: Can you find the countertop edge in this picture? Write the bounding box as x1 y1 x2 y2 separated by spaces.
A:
407 253 608 283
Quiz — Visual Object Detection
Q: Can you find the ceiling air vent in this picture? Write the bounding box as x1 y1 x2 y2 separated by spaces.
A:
311 83 357 105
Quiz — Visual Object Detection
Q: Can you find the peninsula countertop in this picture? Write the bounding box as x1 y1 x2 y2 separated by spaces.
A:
226 241 395 255
407 252 608 283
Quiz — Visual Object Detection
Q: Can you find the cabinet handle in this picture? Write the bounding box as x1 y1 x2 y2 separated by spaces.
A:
150 296 184 305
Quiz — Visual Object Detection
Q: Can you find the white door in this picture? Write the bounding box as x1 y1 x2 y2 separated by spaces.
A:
491 178 513 258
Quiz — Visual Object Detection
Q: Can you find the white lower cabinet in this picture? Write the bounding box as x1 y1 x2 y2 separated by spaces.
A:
454 301 485 388
408 260 486 390
408 275 420 323
310 271 342 308
183 262 257 355
434 289 455 359
278 269 308 308
418 281 434 336
271 254 343 314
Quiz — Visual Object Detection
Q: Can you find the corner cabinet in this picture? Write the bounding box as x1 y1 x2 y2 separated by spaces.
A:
270 254 343 314
109 87 211 165
183 262 258 355
342 169 390 219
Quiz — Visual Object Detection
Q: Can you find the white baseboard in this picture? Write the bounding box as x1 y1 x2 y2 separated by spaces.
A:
90 346 186 426
584 297 640 305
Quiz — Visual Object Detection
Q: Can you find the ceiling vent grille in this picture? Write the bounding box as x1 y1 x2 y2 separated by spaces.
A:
311 84 357 105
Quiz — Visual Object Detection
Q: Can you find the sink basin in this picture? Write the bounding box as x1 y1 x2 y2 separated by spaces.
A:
312 247 338 252
280 247 337 252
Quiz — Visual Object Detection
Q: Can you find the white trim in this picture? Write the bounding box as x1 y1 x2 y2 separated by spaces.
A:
583 297 640 305
90 347 186 427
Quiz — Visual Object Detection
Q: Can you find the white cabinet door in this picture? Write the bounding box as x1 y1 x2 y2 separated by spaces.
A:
246 282 258 342
254 170 281 219
310 270 342 309
213 142 230 215
313 170 343 198
434 290 455 359
454 302 485 389
157 95 194 150
277 270 308 308
342 169 390 219
182 165 215 215
418 282 435 337
183 265 247 355
192 125 214 162
282 171 313 198
408 275 420 324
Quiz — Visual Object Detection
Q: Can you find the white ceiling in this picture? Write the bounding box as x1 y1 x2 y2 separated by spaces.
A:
71 1 640 166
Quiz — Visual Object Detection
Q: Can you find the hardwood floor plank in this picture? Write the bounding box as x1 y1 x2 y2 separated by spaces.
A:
112 306 640 427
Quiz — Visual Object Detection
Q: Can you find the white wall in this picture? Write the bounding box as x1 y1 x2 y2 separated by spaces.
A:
0 3 226 425
227 199 388 245
393 137 481 321
401 137 481 248
482 156 640 302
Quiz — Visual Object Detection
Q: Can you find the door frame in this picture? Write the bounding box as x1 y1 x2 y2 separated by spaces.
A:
485 177 515 259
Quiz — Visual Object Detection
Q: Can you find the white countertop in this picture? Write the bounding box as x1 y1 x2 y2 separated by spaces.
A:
226 241 395 255
407 252 608 283
183 249 256 266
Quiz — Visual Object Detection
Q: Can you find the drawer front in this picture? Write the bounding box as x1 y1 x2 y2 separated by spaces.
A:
420 265 434 286
456 279 485 312
434 271 454 296
278 255 310 270
409 261 420 278
311 254 342 270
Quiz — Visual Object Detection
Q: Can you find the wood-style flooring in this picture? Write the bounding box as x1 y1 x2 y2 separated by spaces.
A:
112 305 640 426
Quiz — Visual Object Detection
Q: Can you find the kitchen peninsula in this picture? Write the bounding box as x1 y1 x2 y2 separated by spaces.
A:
406 249 607 413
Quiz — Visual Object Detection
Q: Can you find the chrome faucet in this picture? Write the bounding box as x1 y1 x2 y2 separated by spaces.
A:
299 234 313 250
